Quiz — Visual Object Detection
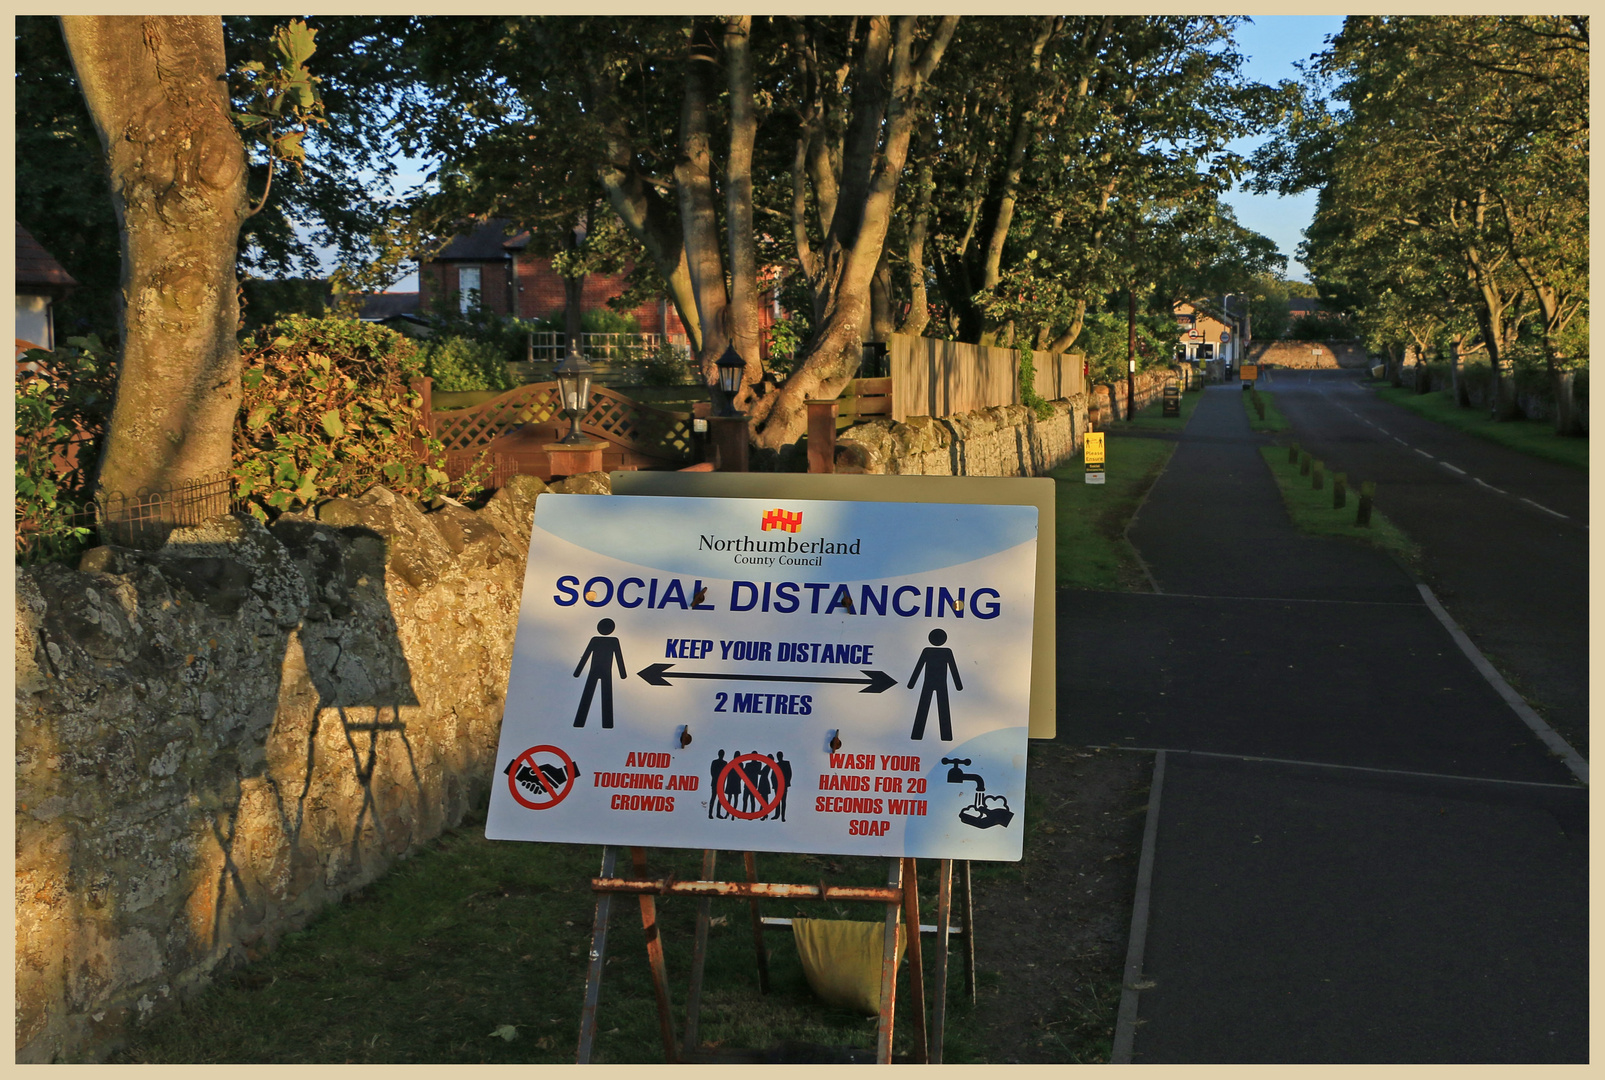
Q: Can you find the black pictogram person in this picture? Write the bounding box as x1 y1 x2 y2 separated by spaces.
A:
573 618 627 728
722 751 745 816
908 628 963 741
771 751 792 820
709 750 728 818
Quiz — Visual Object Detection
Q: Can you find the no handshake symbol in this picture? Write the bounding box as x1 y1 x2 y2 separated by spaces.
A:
505 744 579 811
716 752 786 821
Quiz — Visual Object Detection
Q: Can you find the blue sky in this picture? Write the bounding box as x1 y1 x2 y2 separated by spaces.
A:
369 15 1344 293
1220 15 1346 281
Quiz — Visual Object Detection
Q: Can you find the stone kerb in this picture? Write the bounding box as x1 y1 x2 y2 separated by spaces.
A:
14 470 611 1063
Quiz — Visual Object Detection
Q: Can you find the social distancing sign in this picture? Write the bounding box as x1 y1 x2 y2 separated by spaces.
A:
486 494 1038 861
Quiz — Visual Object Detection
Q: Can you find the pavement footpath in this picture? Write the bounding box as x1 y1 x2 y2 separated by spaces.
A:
1056 384 1587 1063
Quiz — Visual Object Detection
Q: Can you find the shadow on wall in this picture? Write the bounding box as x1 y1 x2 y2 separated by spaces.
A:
14 476 548 1061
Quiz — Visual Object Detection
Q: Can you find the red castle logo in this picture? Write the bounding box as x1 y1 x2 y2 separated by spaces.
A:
760 508 803 533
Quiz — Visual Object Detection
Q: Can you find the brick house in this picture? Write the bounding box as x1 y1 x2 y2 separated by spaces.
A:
416 218 689 337
16 222 78 358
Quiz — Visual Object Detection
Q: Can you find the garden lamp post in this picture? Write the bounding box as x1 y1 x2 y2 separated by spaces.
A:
709 344 750 471
554 349 594 445
714 344 746 417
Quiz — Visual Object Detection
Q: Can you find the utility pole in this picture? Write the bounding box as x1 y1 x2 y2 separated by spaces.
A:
1126 288 1136 421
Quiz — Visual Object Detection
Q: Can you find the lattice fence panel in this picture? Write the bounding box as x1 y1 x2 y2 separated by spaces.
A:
432 382 696 464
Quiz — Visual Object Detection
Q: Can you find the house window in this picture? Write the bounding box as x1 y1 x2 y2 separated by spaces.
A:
458 266 481 313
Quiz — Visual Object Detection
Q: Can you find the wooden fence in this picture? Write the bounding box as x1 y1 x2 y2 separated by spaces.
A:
881 335 1085 422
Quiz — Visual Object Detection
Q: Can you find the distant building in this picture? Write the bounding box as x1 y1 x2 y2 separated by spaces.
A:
16 223 77 357
1173 302 1241 364
357 291 427 334
416 218 689 337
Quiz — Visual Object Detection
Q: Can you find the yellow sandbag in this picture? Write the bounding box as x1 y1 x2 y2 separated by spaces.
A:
790 917 906 1015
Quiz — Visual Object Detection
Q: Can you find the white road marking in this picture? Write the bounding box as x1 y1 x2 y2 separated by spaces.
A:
1473 477 1508 494
1414 448 1434 460
1418 585 1588 784
1520 497 1569 521
1440 462 1466 475
1394 436 1408 445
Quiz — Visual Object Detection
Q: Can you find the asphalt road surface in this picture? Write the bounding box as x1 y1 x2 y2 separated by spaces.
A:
1266 370 1588 754
1058 382 1587 1063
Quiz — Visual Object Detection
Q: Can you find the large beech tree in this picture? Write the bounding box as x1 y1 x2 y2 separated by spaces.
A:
60 16 252 504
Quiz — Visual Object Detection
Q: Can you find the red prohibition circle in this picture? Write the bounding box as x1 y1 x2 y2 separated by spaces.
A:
507 744 578 810
716 753 786 820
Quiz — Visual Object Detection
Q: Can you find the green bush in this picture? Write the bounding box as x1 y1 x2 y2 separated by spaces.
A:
421 334 514 392
233 315 476 518
15 336 117 563
639 341 698 387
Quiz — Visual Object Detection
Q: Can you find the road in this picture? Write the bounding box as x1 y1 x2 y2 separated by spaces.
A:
1058 383 1587 1063
1265 369 1589 754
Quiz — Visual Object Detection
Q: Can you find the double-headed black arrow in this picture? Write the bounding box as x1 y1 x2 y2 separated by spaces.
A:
637 663 897 694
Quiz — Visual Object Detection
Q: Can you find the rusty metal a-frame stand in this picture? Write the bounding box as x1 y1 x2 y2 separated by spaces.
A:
574 847 975 1064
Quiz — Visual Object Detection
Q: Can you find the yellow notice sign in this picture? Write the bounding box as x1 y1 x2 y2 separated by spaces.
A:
1084 431 1106 467
1241 364 1259 381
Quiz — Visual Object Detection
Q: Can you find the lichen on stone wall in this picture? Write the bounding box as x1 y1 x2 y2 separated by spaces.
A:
14 471 600 1063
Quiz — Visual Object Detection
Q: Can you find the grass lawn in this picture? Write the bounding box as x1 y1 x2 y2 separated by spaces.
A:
1244 387 1289 433
110 813 1016 1065
1259 446 1417 562
1373 385 1588 470
1050 434 1175 591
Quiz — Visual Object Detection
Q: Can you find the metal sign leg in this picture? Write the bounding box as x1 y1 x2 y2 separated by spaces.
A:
743 851 770 994
630 847 679 1062
876 857 903 1064
930 859 954 1063
576 845 619 1063
681 849 717 1058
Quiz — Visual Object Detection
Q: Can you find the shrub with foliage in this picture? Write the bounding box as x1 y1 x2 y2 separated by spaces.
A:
15 336 117 562
233 316 477 518
638 341 698 387
1016 346 1054 420
420 334 514 392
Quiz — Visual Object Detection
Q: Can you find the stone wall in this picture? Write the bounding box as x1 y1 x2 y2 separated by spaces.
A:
1085 370 1174 428
831 396 1087 476
1245 340 1369 369
14 472 611 1063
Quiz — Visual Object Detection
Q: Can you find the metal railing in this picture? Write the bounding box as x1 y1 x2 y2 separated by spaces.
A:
17 471 243 561
529 332 693 362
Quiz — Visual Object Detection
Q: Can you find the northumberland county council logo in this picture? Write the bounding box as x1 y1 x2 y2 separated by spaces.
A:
761 509 803 533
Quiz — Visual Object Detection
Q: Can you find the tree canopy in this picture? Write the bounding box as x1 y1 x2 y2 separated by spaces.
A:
1254 16 1588 415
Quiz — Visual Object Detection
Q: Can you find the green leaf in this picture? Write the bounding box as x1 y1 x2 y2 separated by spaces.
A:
320 409 346 438
489 1025 518 1042
247 405 275 432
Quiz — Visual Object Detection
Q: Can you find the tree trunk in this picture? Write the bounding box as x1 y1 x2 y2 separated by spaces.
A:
1449 336 1470 408
61 16 249 514
722 16 764 401
869 247 894 342
747 15 958 450
895 154 934 338
675 26 732 398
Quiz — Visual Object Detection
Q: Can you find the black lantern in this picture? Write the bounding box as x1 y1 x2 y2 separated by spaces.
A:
715 345 746 416
554 349 593 444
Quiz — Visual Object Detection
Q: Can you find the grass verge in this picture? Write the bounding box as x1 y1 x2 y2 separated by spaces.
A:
1244 388 1289 433
1259 446 1417 561
1116 379 1204 431
1373 385 1587 470
1050 435 1174 591
110 810 1010 1065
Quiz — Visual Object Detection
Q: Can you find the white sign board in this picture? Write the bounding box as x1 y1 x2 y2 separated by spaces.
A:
486 494 1038 861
